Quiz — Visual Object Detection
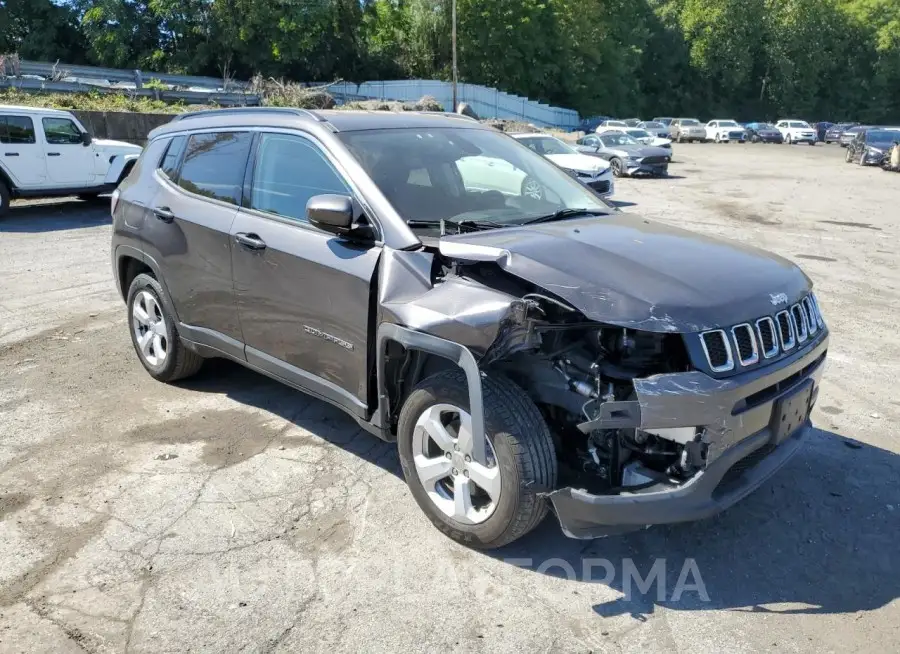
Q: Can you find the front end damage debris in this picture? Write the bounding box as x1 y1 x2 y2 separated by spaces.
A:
375 244 826 537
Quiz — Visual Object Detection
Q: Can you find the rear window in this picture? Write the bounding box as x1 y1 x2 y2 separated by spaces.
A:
789 121 810 128
177 132 253 205
0 116 36 144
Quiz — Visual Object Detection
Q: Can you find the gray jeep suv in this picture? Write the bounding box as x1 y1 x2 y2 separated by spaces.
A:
111 108 828 548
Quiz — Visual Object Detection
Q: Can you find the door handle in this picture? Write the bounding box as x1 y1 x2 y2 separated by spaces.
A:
152 206 175 223
4 153 19 157
47 152 61 157
234 232 266 250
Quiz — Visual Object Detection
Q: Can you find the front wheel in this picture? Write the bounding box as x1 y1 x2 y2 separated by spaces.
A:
808 141 815 147
786 134 793 145
520 176 544 200
397 370 557 549
127 273 204 382
609 158 625 177
751 135 759 143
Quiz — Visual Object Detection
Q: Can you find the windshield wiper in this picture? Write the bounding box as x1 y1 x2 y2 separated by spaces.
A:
521 208 610 225
406 218 507 234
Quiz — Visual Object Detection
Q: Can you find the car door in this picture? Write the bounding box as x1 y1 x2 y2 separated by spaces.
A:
230 131 381 414
40 116 94 186
0 115 46 188
141 131 251 360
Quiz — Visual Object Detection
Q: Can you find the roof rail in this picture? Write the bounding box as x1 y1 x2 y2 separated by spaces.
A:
171 107 326 122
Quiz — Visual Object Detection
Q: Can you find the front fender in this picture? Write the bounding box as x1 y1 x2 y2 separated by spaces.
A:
104 154 141 185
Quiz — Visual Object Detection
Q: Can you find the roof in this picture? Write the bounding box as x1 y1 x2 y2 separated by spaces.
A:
0 104 73 116
150 107 489 140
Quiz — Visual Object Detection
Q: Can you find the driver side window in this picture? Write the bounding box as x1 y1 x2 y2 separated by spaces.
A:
42 118 83 145
250 133 351 223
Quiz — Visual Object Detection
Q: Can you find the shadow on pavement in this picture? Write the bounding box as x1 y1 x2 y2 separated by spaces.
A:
178 358 404 478
179 359 900 617
1 200 110 233
492 427 900 617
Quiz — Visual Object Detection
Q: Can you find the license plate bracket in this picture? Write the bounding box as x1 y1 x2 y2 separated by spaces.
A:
770 380 813 444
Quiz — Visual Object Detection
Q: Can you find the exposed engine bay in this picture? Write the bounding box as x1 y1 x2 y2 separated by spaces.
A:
433 257 708 495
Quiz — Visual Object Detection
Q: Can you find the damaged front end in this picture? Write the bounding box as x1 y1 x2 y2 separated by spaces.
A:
376 219 827 539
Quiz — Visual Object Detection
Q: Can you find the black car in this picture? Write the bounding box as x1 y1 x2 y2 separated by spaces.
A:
845 127 900 166
745 123 784 143
824 122 857 144
112 107 828 548
814 122 834 142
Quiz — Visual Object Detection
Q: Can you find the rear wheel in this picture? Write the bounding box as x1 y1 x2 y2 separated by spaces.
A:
0 182 9 218
127 273 204 382
397 370 557 549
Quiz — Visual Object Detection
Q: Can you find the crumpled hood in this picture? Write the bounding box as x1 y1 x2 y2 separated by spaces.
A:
438 213 811 333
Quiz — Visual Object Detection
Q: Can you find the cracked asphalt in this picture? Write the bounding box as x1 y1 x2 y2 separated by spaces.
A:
1 143 899 653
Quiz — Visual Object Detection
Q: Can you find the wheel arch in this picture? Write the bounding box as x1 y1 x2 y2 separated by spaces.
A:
376 323 488 465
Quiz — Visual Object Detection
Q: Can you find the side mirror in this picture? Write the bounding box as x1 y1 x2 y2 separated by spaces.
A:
307 194 354 235
81 132 92 146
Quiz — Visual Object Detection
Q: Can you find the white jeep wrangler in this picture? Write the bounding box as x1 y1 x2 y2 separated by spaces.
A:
0 105 142 216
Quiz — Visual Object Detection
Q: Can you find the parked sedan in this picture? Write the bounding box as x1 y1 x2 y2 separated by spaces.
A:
622 128 673 151
575 132 671 177
824 122 857 144
670 118 707 143
845 127 900 166
638 120 671 139
839 125 867 147
705 119 746 143
745 123 784 143
511 133 614 197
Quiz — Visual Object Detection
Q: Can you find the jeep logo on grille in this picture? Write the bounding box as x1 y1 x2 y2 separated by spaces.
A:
769 292 789 306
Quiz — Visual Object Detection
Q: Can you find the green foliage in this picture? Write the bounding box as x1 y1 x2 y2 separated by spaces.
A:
3 0 900 121
0 87 190 113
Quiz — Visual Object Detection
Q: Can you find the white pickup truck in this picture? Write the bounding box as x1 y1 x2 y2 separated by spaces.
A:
0 105 142 216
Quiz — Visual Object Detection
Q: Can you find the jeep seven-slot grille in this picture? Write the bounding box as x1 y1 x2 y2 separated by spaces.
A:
699 293 824 373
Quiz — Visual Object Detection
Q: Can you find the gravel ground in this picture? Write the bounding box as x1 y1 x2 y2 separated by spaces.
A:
1 143 898 653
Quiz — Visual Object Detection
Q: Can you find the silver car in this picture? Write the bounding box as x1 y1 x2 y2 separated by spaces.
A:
575 132 671 177
671 118 707 143
638 120 671 139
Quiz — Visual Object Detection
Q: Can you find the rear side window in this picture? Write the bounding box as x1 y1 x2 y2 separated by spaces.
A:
159 136 187 180
178 132 253 205
42 117 83 144
249 133 350 223
0 116 36 144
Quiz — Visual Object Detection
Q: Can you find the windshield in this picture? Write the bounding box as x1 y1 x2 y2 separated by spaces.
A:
866 129 900 142
627 129 652 139
641 122 664 128
600 133 639 147
757 123 776 130
515 135 575 156
718 120 739 127
338 127 608 230
789 121 811 128
679 119 700 126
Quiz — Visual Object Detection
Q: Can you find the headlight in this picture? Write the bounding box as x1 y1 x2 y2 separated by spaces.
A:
867 147 883 155
576 171 593 178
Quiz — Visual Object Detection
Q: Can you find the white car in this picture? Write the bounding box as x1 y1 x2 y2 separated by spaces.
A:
775 119 817 145
622 128 673 151
594 120 629 133
511 133 614 197
705 119 746 143
0 105 142 216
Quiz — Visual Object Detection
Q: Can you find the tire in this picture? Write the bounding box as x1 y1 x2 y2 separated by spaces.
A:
786 134 792 145
397 370 557 549
714 133 721 143
126 273 203 382
609 157 624 177
808 141 815 147
677 134 684 144
0 181 9 218
858 150 867 166
751 135 759 143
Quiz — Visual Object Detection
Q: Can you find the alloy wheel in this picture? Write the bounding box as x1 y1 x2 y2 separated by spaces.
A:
132 290 169 366
411 403 501 525
522 177 543 200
